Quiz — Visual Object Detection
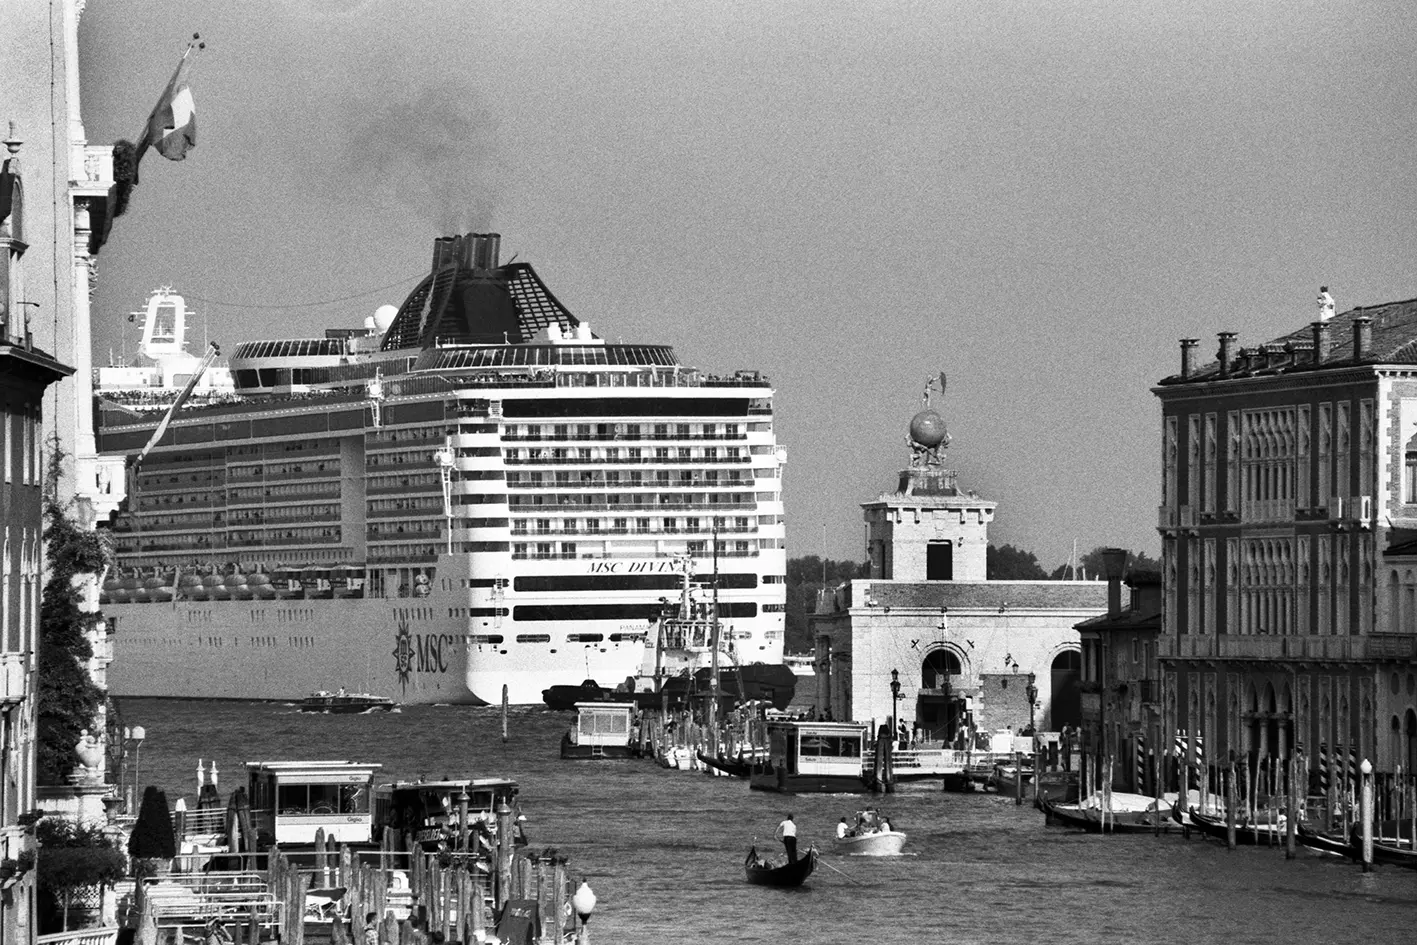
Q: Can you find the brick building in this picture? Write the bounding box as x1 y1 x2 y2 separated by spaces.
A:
1156 294 1417 791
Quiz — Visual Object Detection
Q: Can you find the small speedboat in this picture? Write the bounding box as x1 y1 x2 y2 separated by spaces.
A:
744 844 817 887
835 809 907 855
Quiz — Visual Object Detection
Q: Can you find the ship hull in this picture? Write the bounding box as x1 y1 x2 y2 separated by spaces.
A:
105 596 644 706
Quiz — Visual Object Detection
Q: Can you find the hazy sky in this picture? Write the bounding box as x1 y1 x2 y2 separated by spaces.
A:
78 0 1417 568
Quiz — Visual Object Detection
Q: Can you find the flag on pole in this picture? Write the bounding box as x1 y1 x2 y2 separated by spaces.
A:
134 35 204 179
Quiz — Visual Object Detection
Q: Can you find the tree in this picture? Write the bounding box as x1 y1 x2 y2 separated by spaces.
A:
35 817 127 933
1050 546 1162 581
37 442 107 784
127 786 176 863
986 544 1048 580
783 556 868 653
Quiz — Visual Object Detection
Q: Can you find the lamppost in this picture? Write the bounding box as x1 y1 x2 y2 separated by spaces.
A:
125 725 145 813
1025 672 1038 735
889 669 901 743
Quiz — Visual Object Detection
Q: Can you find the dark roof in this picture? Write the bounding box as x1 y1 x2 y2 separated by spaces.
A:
1074 607 1162 633
1159 297 1417 385
862 580 1107 611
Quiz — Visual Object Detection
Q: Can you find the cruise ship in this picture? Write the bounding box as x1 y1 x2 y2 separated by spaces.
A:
95 233 788 705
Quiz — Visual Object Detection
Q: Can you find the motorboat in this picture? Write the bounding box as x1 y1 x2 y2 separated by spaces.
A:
298 691 397 714
834 809 907 855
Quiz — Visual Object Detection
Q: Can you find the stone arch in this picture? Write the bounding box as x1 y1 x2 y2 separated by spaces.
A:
919 646 963 689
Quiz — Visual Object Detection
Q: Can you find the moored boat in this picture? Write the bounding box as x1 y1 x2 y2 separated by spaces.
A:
1041 792 1176 834
744 844 817 887
542 678 636 712
560 702 636 759
1189 809 1287 845
749 720 873 794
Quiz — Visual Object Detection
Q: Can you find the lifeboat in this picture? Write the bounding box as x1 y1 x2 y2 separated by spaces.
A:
247 572 276 599
270 568 304 599
332 565 367 599
119 573 142 602
144 570 176 603
178 573 205 601
301 567 333 600
103 576 130 605
226 572 252 600
204 573 230 600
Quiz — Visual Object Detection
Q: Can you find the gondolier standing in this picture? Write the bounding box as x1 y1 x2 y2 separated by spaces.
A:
776 813 798 862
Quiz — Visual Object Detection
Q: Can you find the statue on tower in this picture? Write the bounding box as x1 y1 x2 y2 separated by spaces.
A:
1317 285 1335 322
907 373 951 468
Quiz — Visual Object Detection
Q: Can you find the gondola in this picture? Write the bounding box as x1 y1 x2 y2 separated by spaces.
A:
1189 810 1287 846
697 751 752 778
1040 796 1176 834
744 844 817 887
1346 826 1417 869
1295 821 1351 857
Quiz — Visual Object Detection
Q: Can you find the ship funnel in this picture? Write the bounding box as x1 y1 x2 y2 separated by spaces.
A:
458 232 501 271
431 236 459 271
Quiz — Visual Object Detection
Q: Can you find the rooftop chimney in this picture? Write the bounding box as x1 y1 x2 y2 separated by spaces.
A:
1100 547 1127 616
1179 338 1199 378
1218 332 1237 378
1353 315 1372 361
1311 321 1330 365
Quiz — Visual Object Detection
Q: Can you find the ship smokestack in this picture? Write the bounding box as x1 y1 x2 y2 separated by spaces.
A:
475 232 501 270
457 233 502 271
431 236 458 271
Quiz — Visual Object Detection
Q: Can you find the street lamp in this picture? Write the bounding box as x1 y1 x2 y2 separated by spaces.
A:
125 725 146 813
1025 672 1038 735
889 669 901 744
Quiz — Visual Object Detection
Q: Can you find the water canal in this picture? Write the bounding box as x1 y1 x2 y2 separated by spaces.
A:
116 699 1417 945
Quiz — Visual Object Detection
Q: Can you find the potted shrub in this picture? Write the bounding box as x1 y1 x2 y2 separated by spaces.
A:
127 786 177 879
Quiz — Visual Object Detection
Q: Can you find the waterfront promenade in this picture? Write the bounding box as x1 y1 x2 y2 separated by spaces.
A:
119 699 1417 945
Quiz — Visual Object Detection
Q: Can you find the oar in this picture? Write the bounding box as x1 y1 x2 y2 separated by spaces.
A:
815 855 864 886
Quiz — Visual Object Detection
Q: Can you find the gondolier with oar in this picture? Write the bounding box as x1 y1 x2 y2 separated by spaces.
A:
776 813 798 862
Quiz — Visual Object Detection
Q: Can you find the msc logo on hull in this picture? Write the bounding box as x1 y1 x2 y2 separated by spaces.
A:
392 618 458 695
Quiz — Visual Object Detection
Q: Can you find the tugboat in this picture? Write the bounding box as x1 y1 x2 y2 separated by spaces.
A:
298 689 397 714
541 677 637 711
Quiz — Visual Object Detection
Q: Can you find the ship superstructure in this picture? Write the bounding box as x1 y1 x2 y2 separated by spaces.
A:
95 233 787 704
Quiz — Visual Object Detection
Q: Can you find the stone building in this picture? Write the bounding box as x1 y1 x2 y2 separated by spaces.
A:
1073 552 1163 793
1156 292 1417 790
1 146 75 945
811 388 1106 741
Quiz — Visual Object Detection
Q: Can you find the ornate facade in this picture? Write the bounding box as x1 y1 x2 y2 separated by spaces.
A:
1156 300 1417 793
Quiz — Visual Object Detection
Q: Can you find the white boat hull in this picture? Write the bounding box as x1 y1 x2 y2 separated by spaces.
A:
834 831 907 856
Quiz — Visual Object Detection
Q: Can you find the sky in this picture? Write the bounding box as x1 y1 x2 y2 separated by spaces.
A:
77 0 1417 569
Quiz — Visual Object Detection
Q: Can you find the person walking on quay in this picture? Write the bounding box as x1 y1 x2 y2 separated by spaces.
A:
776 813 798 862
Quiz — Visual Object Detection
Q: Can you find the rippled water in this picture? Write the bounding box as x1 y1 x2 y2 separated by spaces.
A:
116 699 1417 945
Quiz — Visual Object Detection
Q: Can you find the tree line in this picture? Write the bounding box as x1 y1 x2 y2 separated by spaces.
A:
781 544 1160 653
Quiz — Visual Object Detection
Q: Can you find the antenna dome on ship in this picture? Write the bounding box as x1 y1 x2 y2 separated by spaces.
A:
373 304 398 333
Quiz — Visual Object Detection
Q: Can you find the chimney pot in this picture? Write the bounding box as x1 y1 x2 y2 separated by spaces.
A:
1311 321 1330 365
1179 339 1199 378
1218 332 1237 378
1353 315 1372 361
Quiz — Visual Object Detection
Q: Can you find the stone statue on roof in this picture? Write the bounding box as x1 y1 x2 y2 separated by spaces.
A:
1317 286 1335 322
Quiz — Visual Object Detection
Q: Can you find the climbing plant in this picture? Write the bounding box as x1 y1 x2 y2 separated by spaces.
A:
36 439 108 784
